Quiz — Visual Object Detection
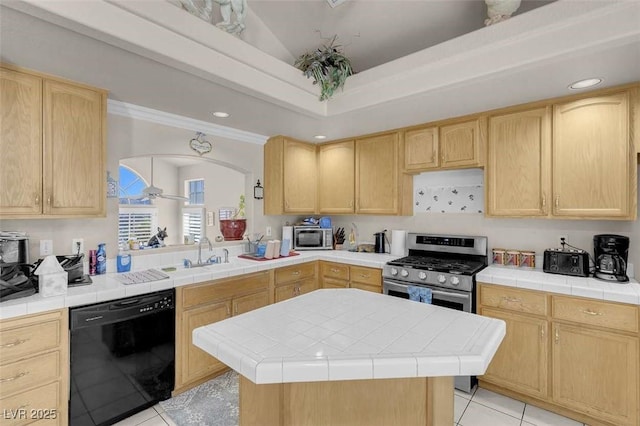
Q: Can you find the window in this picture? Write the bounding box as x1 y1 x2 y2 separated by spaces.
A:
182 207 204 243
186 179 205 205
119 165 151 205
119 207 158 245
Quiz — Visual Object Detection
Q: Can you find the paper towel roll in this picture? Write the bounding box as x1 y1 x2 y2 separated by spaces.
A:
282 226 293 241
390 230 407 256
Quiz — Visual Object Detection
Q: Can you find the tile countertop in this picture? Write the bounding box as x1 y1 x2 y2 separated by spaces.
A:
0 250 398 320
477 265 640 305
192 288 506 384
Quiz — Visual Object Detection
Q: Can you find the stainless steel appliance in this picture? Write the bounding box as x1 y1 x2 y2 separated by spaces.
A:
594 234 629 282
383 233 488 393
0 233 29 265
543 248 590 277
69 289 175 425
293 226 333 250
374 230 387 254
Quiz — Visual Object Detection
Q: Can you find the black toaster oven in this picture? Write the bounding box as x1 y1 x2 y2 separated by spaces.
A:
543 249 590 277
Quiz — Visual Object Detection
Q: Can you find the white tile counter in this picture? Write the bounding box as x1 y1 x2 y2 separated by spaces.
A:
0 250 396 320
477 265 640 305
193 288 506 384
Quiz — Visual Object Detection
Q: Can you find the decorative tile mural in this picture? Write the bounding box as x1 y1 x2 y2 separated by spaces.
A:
413 169 484 214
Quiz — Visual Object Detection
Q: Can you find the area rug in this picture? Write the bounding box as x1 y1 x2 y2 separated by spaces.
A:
160 370 239 426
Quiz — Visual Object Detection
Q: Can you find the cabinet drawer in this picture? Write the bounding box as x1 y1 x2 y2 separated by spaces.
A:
322 277 349 289
275 262 315 285
0 381 60 426
320 262 349 280
349 266 381 287
552 295 639 333
0 314 62 363
480 285 547 316
182 271 270 309
233 290 269 316
0 351 59 398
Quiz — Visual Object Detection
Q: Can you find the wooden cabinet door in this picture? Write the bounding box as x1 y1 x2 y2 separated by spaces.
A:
318 140 355 214
322 277 349 289
283 139 317 213
439 119 483 168
404 127 439 171
355 133 399 214
0 68 42 215
233 290 269 316
179 301 231 387
552 93 633 218
43 80 105 216
275 278 317 302
486 108 551 217
480 308 548 399
552 323 638 426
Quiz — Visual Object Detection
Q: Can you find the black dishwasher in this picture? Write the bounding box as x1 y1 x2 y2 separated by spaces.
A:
69 289 175 426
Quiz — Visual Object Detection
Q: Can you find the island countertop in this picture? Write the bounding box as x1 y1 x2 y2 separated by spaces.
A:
193 288 506 384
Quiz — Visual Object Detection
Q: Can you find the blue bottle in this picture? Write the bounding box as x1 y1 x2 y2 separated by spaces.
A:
96 243 107 275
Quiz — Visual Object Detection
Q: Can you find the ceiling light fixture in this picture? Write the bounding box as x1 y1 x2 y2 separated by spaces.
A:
568 78 603 90
314 135 327 140
212 111 230 118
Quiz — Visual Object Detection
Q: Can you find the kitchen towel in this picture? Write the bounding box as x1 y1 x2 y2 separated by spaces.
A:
408 286 432 304
390 230 407 256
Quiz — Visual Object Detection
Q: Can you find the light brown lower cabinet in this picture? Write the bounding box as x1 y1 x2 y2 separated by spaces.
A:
274 262 318 303
275 278 317 302
0 309 68 426
478 283 640 426
175 271 270 394
319 261 382 293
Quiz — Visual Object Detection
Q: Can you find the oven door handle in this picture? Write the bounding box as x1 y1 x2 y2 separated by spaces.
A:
384 280 470 301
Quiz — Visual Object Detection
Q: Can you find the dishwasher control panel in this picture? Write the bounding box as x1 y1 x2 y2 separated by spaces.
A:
140 294 174 313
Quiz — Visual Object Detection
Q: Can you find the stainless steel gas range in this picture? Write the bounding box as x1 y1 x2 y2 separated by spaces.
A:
382 233 488 393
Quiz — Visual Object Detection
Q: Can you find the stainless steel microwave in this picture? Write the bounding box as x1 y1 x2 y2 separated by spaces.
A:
293 226 333 250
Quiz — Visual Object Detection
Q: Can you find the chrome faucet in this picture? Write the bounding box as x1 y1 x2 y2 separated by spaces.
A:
223 248 229 263
197 236 213 265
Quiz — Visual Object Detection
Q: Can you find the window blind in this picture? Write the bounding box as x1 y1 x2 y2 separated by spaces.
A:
183 207 204 243
119 208 158 245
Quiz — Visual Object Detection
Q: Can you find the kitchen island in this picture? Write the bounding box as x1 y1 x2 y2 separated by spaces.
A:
193 288 506 425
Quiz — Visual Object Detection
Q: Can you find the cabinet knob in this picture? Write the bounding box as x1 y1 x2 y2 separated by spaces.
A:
331 268 339 273
541 194 546 208
540 325 545 338
360 274 370 279
47 196 51 206
349 200 354 208
226 306 231 316
581 309 603 316
35 195 40 205
555 328 559 344
555 196 559 208
292 271 300 276
501 296 521 303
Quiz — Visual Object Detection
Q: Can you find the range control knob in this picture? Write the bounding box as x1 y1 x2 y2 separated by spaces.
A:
437 274 447 283
450 276 460 286
418 271 427 280
390 268 398 276
401 269 409 277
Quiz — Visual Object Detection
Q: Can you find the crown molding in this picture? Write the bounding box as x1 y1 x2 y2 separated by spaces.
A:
107 99 269 145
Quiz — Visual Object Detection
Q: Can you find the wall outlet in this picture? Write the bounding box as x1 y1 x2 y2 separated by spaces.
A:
266 226 272 237
207 211 214 227
72 238 85 255
40 240 53 256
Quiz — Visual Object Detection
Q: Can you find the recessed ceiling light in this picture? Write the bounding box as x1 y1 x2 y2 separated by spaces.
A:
568 78 603 90
314 135 327 140
212 111 230 118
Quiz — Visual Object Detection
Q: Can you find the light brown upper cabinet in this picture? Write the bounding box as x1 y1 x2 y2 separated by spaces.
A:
439 118 485 169
402 118 484 173
356 133 409 215
0 65 107 218
553 92 634 219
404 126 439 171
318 140 355 214
264 136 317 215
486 107 551 217
487 91 636 220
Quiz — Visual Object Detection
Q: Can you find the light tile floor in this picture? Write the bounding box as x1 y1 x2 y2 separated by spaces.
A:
115 387 586 426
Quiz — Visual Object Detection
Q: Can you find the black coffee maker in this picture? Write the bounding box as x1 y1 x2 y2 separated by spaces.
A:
593 234 629 282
